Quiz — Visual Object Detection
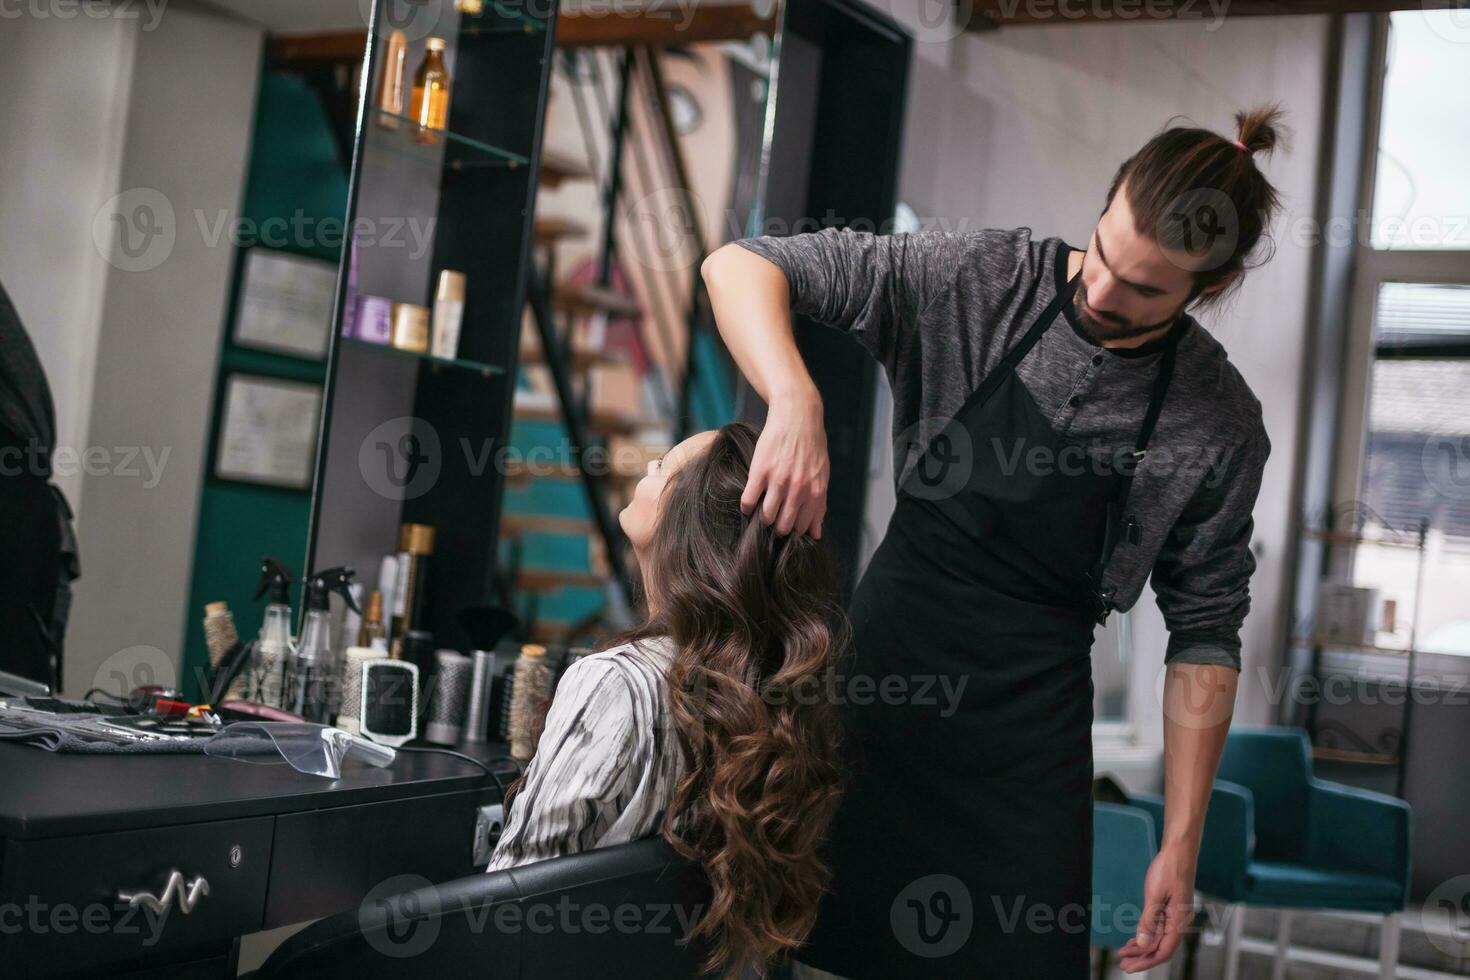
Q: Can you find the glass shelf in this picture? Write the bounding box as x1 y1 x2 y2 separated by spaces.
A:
341 336 504 378
365 108 530 170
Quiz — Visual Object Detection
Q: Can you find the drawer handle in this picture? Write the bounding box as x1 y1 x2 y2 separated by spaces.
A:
117 869 210 915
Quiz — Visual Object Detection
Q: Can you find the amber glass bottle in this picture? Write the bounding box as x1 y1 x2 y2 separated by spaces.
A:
410 38 451 144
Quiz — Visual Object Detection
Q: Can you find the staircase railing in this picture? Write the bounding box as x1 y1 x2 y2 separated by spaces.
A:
516 41 729 636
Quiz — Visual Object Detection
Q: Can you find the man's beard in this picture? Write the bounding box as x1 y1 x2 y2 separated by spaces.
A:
1073 280 1184 343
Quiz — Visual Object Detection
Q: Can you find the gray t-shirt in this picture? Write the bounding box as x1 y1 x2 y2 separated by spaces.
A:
735 226 1270 670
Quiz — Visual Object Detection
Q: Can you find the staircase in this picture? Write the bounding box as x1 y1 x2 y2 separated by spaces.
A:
498 43 738 645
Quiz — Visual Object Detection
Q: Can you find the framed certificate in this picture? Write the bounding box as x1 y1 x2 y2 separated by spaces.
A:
215 374 323 489
233 248 338 360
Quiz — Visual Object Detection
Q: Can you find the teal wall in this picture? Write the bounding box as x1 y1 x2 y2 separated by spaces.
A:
181 65 736 658
181 70 348 697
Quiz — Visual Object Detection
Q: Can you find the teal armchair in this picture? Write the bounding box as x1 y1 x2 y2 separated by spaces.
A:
1130 726 1412 980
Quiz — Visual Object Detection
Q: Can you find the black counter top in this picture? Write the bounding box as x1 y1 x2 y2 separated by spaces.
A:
0 738 518 840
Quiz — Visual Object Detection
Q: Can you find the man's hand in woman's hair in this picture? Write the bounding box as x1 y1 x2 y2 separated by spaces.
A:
741 388 829 538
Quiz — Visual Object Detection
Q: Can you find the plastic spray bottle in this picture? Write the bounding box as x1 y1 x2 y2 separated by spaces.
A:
251 558 297 708
284 566 360 723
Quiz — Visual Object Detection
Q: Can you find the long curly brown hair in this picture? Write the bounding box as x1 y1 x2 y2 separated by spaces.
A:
624 421 848 979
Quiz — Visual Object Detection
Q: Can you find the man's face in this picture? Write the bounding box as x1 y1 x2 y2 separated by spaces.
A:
1074 178 1203 342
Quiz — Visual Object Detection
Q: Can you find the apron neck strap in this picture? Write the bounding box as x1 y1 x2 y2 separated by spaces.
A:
1006 269 1082 374
1090 314 1184 622
1128 317 1182 460
961 270 1082 414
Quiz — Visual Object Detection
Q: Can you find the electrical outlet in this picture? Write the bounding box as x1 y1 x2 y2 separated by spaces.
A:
473 803 504 867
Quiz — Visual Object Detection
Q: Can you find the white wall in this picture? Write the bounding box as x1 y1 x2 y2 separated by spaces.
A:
68 7 263 698
0 11 263 696
855 9 1332 767
0 19 136 508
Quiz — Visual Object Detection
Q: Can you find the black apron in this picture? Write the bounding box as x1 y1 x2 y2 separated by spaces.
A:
798 271 1178 978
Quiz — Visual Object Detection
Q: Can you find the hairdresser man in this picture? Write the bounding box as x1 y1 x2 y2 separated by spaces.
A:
0 277 79 692
702 109 1282 978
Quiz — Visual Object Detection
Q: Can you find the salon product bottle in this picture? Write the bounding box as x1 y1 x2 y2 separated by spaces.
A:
341 582 364 653
354 295 393 344
390 523 435 649
390 303 430 353
508 644 552 761
375 30 408 128
250 557 297 708
284 566 360 724
358 590 387 648
376 554 399 643
410 38 452 144
431 270 466 359
401 629 436 693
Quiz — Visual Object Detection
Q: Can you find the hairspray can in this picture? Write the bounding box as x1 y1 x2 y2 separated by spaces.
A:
463 649 495 743
390 524 435 648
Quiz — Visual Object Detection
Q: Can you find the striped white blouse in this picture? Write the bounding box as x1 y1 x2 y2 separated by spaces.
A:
487 636 687 871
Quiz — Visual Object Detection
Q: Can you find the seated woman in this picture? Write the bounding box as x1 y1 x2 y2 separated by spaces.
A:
487 421 848 979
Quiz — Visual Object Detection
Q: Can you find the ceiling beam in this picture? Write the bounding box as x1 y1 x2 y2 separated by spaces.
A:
557 3 776 47
266 3 774 64
962 0 1464 30
268 31 369 66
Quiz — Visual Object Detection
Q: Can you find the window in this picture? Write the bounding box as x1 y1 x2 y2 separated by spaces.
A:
1370 12 1470 250
1335 11 1470 672
1356 283 1470 657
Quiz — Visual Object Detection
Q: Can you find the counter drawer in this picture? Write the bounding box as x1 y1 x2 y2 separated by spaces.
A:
0 815 273 977
265 787 492 928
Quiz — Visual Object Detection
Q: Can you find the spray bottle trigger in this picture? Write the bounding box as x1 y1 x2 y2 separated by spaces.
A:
253 557 295 603
308 566 361 615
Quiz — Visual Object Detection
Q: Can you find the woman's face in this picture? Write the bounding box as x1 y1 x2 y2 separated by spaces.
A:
619 429 718 553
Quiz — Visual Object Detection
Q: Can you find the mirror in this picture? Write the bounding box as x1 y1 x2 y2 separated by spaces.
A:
0 0 781 702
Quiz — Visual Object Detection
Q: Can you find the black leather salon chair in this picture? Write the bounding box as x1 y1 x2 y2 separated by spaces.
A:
255 836 713 979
